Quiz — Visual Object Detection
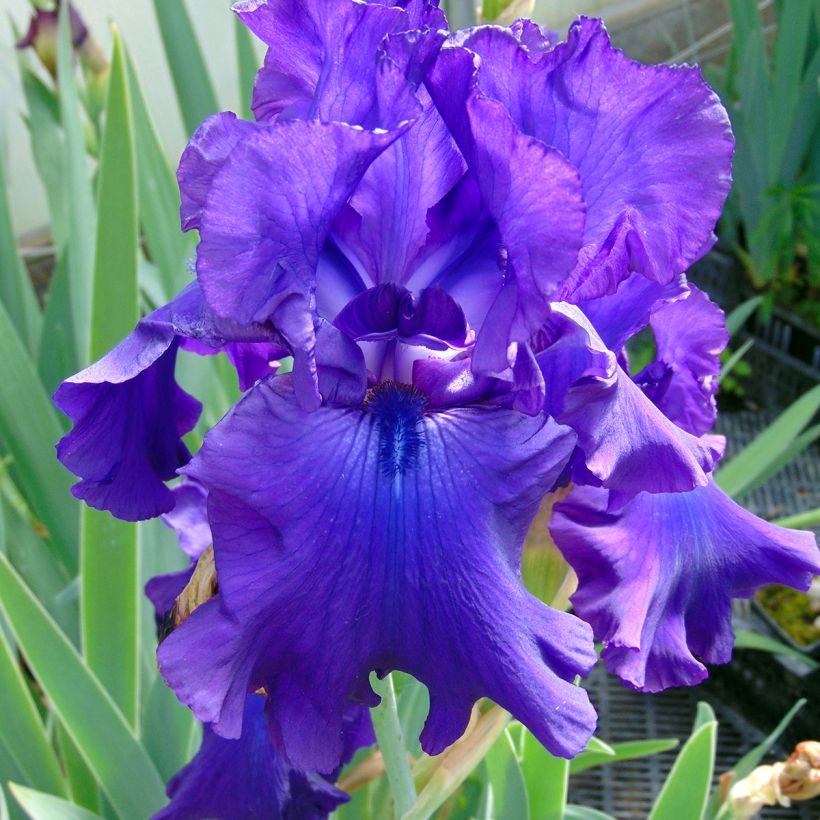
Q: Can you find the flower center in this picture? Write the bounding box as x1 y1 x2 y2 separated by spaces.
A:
365 381 427 477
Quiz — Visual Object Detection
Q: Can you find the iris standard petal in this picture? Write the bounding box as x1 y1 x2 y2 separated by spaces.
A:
177 111 255 232
153 694 349 820
193 120 403 405
54 284 280 520
428 53 586 371
439 17 733 300
235 0 428 128
550 481 820 691
534 304 721 495
159 377 596 772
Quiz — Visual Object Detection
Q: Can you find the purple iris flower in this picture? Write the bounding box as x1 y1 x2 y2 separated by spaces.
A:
54 0 819 781
145 486 371 819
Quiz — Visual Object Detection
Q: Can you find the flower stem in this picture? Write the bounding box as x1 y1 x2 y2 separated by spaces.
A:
371 673 417 819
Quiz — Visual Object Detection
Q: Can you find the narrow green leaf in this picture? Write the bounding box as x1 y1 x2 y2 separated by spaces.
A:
395 673 429 759
0 300 77 574
710 700 805 820
37 251 78 401
0 139 41 353
151 0 219 135
17 61 66 247
648 720 716 820
0 554 166 818
775 506 820 531
736 422 820 500
693 701 717 732
81 28 140 730
54 725 98 816
724 295 762 336
768 1 812 175
569 738 679 775
585 737 615 757
0 469 76 641
522 729 566 819
715 384 820 498
9 784 103 820
234 16 258 119
125 53 195 301
564 807 616 820
57 0 96 364
0 630 65 796
734 629 819 670
0 783 8 820
721 338 754 379
482 728 529 820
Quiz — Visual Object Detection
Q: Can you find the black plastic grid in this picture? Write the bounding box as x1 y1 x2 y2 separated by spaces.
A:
570 665 816 819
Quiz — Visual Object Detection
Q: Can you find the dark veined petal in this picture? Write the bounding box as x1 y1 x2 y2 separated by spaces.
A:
234 0 432 128
550 481 820 691
54 284 280 521
435 17 733 301
635 285 728 436
159 378 596 772
193 120 402 408
534 304 721 495
152 694 350 820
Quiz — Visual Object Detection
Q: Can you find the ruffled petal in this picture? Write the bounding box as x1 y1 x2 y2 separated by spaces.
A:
177 112 255 232
534 304 721 495
428 53 585 372
54 284 280 520
550 481 820 691
235 0 429 128
577 273 688 353
194 120 402 406
338 97 465 286
159 378 596 771
438 17 733 300
153 694 349 820
636 285 727 436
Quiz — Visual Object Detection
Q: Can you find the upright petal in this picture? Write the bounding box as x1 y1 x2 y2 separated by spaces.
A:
550 482 820 691
235 0 429 128
160 378 596 772
437 17 733 300
427 49 585 373
193 120 402 406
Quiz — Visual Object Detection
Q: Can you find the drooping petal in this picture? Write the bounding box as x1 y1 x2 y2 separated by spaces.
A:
635 285 727 436
153 694 349 820
193 120 402 407
534 304 721 495
435 17 733 300
235 0 430 128
159 378 596 772
550 481 820 691
54 284 280 521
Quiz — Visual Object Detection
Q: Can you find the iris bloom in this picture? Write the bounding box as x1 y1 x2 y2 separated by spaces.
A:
145 483 371 819
55 0 819 778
